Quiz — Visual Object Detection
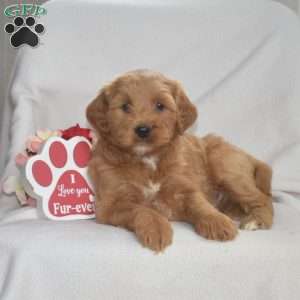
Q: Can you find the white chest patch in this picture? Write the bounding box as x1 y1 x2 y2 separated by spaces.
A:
142 156 158 171
143 181 161 199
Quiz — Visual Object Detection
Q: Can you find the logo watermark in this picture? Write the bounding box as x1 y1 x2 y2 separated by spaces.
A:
4 3 47 48
4 4 47 18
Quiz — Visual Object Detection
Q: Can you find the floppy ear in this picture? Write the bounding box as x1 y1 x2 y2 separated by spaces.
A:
170 80 198 134
86 88 109 135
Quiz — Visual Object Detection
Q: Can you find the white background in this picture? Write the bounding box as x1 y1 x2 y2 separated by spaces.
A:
0 0 299 127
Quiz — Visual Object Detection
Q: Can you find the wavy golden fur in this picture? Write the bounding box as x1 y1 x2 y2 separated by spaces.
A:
86 70 273 252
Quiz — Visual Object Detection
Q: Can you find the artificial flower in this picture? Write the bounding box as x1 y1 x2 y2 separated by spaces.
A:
25 135 43 153
15 152 29 166
36 129 62 141
61 124 92 142
2 175 28 205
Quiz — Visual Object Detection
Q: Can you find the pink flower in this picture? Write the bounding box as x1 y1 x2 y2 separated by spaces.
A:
26 135 43 153
15 152 29 166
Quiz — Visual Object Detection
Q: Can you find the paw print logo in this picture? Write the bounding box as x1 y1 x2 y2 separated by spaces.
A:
4 16 44 48
25 137 95 220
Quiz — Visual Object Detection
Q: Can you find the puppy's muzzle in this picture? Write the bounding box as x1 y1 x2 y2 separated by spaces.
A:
135 125 151 139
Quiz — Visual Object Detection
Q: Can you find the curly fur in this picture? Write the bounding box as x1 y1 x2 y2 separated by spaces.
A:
86 69 273 252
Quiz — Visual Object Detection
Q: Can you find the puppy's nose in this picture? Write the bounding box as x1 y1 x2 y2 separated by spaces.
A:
135 125 151 139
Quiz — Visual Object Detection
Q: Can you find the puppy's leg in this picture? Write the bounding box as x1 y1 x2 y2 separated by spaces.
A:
239 160 273 230
204 134 273 230
133 208 173 252
158 176 237 241
96 186 173 252
184 191 238 241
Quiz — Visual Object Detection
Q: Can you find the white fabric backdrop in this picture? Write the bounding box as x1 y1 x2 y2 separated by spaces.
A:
275 0 299 12
0 0 299 173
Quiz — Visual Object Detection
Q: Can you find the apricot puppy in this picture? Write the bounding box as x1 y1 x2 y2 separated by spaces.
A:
87 69 273 252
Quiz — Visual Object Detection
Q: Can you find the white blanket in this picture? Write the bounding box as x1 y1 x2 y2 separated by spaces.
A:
1 0 300 299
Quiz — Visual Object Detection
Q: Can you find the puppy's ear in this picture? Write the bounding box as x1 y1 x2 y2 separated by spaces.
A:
169 80 197 134
86 88 109 135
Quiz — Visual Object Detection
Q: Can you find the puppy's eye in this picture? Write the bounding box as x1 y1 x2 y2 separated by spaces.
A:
156 102 165 111
121 103 130 113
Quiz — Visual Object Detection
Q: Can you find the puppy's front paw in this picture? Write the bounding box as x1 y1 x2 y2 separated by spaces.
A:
195 214 238 241
134 211 173 252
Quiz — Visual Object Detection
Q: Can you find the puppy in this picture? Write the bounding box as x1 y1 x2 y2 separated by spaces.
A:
86 69 273 252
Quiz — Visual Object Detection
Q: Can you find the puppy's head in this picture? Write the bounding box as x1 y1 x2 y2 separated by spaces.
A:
86 70 197 155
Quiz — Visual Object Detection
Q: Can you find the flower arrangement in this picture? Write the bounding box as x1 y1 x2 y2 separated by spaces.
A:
2 124 96 207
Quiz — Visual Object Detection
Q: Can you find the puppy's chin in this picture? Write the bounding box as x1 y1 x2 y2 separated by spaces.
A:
133 144 153 156
130 134 175 157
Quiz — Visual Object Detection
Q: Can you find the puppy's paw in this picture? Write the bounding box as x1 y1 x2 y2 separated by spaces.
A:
195 214 238 241
240 208 273 230
134 210 173 252
240 219 261 230
240 204 273 230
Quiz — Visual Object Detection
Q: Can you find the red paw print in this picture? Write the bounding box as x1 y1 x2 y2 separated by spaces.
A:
26 137 95 220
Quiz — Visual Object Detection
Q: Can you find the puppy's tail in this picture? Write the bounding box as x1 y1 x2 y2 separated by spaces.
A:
254 160 272 195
